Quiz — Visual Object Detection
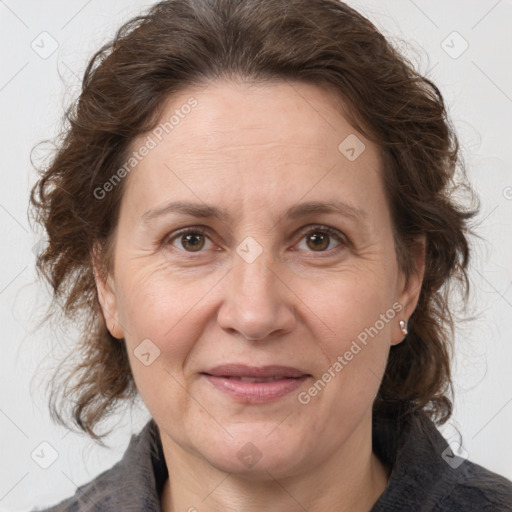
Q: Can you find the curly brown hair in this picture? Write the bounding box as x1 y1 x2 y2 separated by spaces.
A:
30 0 478 441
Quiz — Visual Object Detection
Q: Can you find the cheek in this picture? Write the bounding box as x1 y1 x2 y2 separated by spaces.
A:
306 263 396 345
299 265 397 399
113 263 226 373
114 268 208 419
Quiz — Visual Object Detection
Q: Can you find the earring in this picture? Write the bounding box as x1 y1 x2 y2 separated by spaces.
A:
399 320 408 336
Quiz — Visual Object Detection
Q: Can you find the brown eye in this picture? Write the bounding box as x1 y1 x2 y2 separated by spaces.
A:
166 228 212 253
297 226 345 253
180 232 205 252
306 232 330 251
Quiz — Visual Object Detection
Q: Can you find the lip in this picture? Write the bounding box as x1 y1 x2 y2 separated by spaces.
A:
205 364 308 378
201 364 311 404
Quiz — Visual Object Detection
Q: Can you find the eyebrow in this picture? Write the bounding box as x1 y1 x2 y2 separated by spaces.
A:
141 199 368 225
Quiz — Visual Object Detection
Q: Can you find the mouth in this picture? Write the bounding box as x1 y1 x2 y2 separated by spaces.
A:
220 376 291 382
201 364 311 403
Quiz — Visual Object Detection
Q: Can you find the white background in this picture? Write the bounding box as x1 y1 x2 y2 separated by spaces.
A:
1 0 511 510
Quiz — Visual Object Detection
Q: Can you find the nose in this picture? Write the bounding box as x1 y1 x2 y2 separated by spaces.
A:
217 244 297 341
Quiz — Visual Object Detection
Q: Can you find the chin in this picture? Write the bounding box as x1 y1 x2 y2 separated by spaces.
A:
211 450 307 481
195 426 312 479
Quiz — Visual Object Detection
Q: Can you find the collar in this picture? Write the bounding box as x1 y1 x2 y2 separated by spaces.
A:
49 401 511 511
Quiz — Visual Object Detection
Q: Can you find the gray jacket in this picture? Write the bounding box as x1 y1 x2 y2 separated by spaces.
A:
35 401 512 511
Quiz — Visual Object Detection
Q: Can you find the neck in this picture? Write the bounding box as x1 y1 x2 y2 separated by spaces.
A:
160 412 389 512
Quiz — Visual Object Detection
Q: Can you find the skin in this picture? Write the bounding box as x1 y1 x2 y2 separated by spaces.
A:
94 79 425 512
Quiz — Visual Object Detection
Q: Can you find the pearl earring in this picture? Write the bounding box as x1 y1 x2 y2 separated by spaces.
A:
399 320 408 336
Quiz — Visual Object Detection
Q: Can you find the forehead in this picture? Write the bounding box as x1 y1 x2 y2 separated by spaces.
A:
147 79 365 153
123 79 384 222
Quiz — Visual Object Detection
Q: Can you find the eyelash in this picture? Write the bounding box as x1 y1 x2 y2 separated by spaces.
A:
162 224 348 257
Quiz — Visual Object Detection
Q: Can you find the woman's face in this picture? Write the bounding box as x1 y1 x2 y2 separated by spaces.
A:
96 79 424 478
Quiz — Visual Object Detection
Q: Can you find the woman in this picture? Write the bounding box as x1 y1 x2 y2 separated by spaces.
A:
30 0 512 510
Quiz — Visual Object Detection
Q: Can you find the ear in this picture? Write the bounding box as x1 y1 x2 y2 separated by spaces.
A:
91 242 124 339
392 235 426 346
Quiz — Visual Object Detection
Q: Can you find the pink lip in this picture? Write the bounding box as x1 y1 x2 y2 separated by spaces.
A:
205 364 307 378
202 365 310 403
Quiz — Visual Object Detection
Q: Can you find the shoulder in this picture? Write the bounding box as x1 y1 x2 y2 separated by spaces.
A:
372 402 512 511
31 420 167 512
440 457 512 511
30 464 125 512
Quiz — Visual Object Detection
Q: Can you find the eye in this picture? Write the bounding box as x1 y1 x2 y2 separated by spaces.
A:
295 225 346 254
163 225 347 256
165 228 213 252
